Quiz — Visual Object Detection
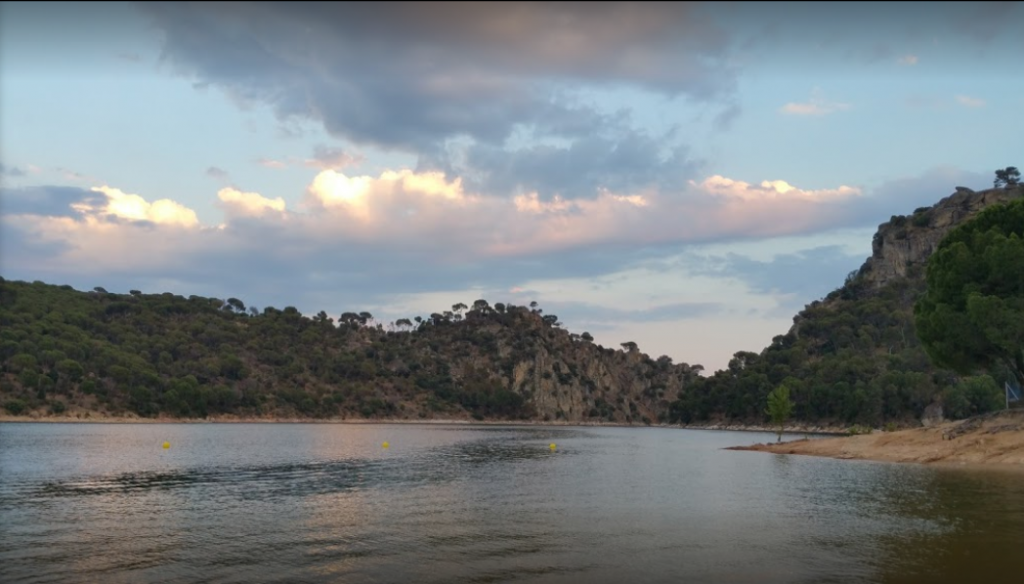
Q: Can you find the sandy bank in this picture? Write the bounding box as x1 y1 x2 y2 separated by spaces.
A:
729 409 1024 468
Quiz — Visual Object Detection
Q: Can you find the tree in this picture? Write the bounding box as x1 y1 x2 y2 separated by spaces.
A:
914 197 1024 388
994 166 1020 188
765 384 794 442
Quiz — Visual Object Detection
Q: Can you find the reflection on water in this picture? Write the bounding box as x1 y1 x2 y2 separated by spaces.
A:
2 423 1023 584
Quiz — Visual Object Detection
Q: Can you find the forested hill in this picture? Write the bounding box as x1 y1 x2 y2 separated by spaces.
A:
0 282 702 422
668 184 1024 427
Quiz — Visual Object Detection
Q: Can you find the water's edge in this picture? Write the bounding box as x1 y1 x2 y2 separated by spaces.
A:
0 414 849 435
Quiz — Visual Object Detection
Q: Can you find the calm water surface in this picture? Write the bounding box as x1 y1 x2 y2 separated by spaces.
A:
1 423 1023 584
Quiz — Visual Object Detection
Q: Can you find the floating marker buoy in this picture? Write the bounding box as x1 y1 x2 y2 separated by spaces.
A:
382 441 390 449
162 441 170 449
549 443 556 450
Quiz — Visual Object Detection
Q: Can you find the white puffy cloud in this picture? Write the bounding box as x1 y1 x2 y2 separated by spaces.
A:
78 186 199 227
692 175 861 202
3 169 879 285
217 187 286 217
306 169 474 226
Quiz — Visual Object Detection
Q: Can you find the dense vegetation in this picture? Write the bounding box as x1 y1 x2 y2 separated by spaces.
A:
915 197 1024 388
0 280 697 422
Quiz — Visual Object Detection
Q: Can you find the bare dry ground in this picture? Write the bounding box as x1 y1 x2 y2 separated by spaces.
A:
729 409 1024 468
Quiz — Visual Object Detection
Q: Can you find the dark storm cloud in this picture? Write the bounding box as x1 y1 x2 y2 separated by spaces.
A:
134 1 737 154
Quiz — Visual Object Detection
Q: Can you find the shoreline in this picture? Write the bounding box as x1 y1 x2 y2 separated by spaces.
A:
0 413 850 435
6 411 1023 471
729 409 1024 469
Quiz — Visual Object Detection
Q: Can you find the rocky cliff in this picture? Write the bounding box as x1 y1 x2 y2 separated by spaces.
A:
860 185 1023 289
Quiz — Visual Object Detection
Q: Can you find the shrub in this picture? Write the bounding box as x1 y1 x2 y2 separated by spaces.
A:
4 399 28 416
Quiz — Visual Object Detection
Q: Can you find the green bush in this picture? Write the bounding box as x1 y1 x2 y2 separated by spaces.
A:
941 375 1003 420
4 399 28 416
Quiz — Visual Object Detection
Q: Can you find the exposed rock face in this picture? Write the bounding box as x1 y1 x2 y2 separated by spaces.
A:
860 186 1023 289
436 309 697 424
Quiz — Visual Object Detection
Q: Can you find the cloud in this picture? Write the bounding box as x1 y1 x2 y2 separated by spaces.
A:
80 186 199 227
252 146 363 172
206 166 229 180
458 125 701 199
217 187 286 218
3 165 984 322
0 186 93 217
56 167 91 182
544 300 725 326
137 2 738 154
713 102 742 131
0 162 26 177
780 89 851 116
692 175 860 202
897 54 919 65
685 245 866 312
257 157 288 170
305 145 362 170
953 1 1019 45
955 95 986 108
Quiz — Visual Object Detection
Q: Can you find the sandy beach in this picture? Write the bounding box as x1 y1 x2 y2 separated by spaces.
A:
730 409 1024 468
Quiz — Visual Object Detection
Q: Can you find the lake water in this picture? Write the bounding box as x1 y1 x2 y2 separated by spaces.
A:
1 423 1023 584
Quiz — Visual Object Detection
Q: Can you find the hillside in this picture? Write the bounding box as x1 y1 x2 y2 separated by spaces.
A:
0 282 701 423
668 184 1024 427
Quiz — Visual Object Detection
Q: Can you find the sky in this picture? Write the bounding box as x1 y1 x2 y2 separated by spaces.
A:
2 1 1022 373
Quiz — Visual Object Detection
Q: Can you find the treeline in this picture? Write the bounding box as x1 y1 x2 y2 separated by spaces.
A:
0 278 694 423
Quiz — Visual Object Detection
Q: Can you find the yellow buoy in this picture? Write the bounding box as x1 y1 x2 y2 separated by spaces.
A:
162 441 170 449
382 441 390 449
549 443 556 450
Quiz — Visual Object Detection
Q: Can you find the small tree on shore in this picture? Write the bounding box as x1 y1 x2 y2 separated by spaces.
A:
765 384 794 442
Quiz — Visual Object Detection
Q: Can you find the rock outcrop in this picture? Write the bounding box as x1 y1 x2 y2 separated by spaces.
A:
860 185 1022 289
